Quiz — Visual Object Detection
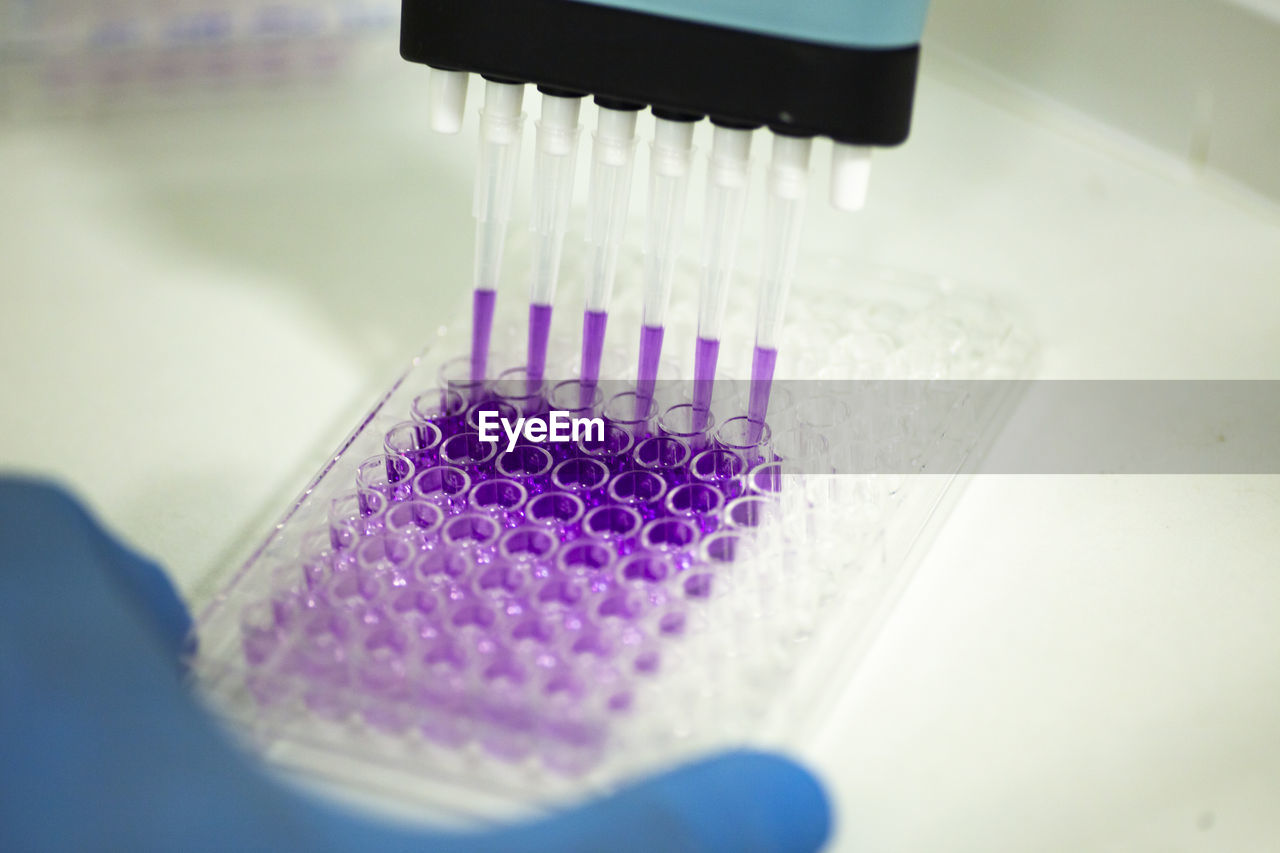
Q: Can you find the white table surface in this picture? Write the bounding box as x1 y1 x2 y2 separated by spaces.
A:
2 41 1278 853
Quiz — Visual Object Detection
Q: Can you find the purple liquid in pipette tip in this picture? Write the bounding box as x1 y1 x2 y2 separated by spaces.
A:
747 344 778 439
471 288 497 383
580 309 609 386
636 324 664 397
692 336 720 415
527 303 553 387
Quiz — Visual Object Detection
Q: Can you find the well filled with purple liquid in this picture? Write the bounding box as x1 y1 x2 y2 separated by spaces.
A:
237 355 779 772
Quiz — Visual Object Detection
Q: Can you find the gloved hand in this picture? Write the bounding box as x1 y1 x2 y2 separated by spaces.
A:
0 478 830 853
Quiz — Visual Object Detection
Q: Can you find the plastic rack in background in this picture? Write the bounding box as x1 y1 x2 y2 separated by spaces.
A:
193 255 1034 816
1 0 398 117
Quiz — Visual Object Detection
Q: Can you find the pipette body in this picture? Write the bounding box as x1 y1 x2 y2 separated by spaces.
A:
410 0 930 397
404 1 927 149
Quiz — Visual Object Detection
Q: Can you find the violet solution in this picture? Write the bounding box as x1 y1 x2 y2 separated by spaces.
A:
747 344 778 439
691 336 720 428
470 288 497 382
580 309 609 386
526 303 553 386
238 343 791 768
635 324 664 399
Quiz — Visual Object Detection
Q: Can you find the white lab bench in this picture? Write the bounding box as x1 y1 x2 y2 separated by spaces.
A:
1 34 1278 853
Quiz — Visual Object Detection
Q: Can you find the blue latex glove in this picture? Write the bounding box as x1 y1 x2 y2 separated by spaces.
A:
0 478 830 853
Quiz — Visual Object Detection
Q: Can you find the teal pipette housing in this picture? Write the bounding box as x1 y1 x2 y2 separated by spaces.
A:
402 0 932 146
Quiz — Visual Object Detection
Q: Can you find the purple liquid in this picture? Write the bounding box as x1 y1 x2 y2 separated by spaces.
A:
635 324 664 399
747 344 778 434
238 345 791 771
692 336 720 419
527 303 553 386
470 288 497 383
580 309 608 386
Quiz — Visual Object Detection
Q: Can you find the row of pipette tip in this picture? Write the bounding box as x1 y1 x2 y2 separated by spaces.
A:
427 70 874 427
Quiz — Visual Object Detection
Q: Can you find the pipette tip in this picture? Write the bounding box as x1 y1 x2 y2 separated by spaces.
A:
636 324 665 397
470 288 497 382
692 336 720 413
692 335 721 431
747 344 778 438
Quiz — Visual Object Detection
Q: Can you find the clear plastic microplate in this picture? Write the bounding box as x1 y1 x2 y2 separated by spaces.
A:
192 248 1034 821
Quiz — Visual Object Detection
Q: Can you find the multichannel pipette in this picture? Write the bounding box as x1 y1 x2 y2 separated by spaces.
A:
405 0 931 400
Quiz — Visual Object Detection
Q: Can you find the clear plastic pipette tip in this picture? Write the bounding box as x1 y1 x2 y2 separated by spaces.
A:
471 79 525 381
693 125 752 415
637 116 695 397
527 93 583 385
579 105 639 387
748 134 812 430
